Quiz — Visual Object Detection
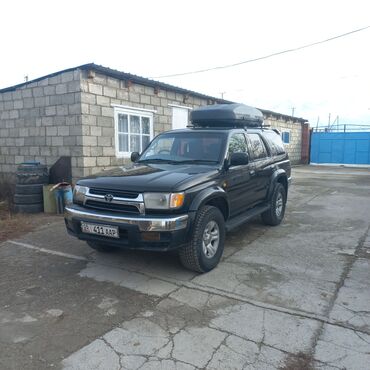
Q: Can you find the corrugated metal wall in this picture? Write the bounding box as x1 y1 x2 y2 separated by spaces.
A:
311 132 370 164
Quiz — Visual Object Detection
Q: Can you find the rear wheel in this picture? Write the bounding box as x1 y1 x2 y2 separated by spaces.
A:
262 183 286 226
86 241 118 253
179 206 225 273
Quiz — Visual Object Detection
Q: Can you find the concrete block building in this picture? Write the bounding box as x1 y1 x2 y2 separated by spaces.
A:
0 64 309 181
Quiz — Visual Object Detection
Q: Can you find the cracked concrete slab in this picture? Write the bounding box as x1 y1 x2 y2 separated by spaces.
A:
192 259 338 315
169 287 212 310
210 303 265 343
329 257 370 334
140 359 195 370
172 327 226 368
62 339 120 370
62 298 300 370
119 355 147 370
211 303 321 353
92 251 197 282
193 207 366 316
2 166 370 370
314 323 370 370
103 318 169 356
207 335 260 369
79 262 178 297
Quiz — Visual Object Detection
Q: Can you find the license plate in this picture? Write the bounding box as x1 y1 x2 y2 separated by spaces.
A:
81 222 119 238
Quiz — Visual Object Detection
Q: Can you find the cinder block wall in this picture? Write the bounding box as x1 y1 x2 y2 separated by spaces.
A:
79 70 209 176
264 116 303 164
0 70 83 179
0 67 306 181
79 70 306 175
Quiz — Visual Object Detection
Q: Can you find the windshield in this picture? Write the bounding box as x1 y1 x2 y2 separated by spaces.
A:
139 131 226 164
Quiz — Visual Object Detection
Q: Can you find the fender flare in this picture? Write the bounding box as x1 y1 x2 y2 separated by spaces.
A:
267 170 288 200
189 187 229 218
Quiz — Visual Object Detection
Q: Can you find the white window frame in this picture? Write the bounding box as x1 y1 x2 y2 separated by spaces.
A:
114 106 154 158
281 130 291 145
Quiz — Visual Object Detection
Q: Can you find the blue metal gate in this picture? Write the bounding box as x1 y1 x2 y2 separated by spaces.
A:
310 132 370 164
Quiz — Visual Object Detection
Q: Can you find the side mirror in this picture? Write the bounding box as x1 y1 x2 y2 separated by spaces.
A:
130 152 140 162
230 152 249 166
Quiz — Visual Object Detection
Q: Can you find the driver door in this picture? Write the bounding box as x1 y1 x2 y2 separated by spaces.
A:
224 133 257 217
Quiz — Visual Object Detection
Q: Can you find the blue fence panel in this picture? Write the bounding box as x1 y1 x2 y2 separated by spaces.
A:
311 132 370 164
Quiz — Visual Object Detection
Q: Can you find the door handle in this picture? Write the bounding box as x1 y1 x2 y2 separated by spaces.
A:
249 170 256 176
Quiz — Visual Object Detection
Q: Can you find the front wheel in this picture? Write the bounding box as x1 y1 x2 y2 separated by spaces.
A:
179 206 225 273
261 183 286 226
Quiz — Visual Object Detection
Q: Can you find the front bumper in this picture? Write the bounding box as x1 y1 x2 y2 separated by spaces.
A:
64 205 193 251
65 206 188 232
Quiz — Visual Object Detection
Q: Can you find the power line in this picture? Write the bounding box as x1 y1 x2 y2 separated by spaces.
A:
151 25 370 79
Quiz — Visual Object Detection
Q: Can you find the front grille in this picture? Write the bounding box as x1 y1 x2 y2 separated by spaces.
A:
89 188 139 199
84 200 140 214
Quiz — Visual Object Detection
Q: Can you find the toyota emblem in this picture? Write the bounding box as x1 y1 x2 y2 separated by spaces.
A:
104 194 114 202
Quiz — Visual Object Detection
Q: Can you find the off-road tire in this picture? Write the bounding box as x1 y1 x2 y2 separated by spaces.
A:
86 241 118 253
15 184 44 195
179 205 225 273
16 173 49 185
261 183 286 226
16 164 49 185
14 203 44 213
14 193 43 204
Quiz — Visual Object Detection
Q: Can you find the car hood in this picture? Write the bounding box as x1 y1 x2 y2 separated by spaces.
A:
77 163 220 192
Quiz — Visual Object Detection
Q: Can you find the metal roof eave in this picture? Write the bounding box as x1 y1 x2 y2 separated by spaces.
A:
0 63 307 124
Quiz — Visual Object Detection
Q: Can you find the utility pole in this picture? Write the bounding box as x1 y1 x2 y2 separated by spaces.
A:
291 107 295 117
331 116 339 131
220 92 226 99
328 113 331 129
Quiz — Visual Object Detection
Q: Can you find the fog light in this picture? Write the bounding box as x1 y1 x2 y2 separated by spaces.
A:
141 232 161 242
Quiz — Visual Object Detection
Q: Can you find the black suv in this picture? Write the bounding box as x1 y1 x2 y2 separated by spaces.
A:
65 104 291 272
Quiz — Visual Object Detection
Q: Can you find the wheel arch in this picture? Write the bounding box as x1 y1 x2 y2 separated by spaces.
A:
268 170 288 200
276 175 288 196
189 188 229 221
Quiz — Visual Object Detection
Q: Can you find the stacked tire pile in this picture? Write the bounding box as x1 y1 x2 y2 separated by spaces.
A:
14 163 49 213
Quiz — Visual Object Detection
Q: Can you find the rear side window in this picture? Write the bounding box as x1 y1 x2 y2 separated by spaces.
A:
263 131 286 155
247 134 268 160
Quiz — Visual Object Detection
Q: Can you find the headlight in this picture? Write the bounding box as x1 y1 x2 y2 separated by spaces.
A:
144 192 185 209
73 185 88 204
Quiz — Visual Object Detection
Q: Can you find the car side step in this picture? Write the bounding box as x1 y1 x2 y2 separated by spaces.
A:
225 204 270 231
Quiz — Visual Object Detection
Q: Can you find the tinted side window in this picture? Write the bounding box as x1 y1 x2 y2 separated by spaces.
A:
247 134 268 160
228 133 248 154
263 131 286 155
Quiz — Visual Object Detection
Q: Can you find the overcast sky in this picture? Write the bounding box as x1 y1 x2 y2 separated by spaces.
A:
1 0 369 127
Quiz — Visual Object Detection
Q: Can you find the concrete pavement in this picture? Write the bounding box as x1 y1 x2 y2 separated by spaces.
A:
0 165 369 369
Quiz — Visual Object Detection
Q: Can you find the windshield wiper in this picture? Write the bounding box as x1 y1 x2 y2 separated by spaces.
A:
139 158 219 165
175 159 219 164
138 158 178 164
